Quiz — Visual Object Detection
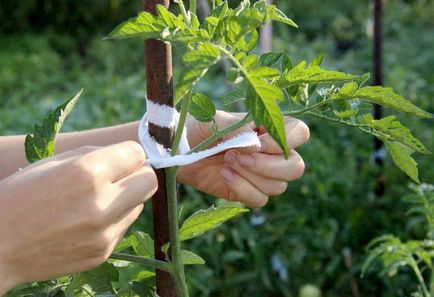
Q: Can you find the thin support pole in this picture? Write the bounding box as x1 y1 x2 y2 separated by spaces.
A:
142 0 177 296
372 0 385 196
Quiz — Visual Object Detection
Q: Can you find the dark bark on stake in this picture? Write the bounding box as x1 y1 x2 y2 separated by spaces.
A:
372 0 385 196
142 1 177 296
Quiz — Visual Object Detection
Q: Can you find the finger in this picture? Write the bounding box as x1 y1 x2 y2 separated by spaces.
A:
220 167 269 208
224 151 288 196
259 117 310 154
106 166 158 218
21 146 101 175
225 150 305 181
97 204 144 260
78 141 146 183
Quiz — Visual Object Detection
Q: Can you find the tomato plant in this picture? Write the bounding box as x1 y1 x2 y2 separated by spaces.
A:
18 0 432 296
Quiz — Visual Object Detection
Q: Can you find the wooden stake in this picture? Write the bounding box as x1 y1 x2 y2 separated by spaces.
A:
142 0 177 296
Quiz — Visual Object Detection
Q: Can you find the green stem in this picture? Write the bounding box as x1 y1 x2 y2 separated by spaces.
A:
189 113 252 153
430 262 434 294
284 99 334 116
189 0 197 15
411 261 430 297
164 91 192 297
110 253 173 273
177 0 191 26
172 91 192 156
301 111 370 128
166 167 189 297
218 46 249 77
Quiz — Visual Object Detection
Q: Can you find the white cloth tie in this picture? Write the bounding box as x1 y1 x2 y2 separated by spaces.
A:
138 98 261 169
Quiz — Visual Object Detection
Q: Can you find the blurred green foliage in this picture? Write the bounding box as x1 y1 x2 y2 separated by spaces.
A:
1 0 433 296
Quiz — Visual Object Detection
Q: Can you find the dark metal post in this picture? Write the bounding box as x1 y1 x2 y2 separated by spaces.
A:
372 0 385 196
142 1 177 296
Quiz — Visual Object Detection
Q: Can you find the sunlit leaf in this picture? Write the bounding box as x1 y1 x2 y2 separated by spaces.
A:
336 86 433 118
180 206 248 241
278 61 359 88
385 141 420 183
245 79 287 157
176 42 221 102
334 109 358 118
360 114 430 154
131 231 154 258
189 93 216 122
25 89 82 163
181 250 206 265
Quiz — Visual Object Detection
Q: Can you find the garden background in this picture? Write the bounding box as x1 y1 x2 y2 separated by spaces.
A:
0 0 433 296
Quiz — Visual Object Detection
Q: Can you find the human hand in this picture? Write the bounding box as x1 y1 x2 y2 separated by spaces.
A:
178 111 310 208
0 141 157 294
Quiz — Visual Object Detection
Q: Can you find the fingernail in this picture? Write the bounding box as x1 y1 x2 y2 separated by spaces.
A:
221 168 235 182
224 150 239 165
238 154 254 167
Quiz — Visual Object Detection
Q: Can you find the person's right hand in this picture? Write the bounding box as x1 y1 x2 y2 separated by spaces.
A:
0 141 157 295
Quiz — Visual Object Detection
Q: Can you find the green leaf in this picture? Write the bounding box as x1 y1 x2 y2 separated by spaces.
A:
281 53 293 73
176 42 221 102
335 85 433 118
266 5 298 28
244 29 259 52
278 61 359 88
210 1 229 19
25 90 82 163
360 115 430 154
311 53 325 67
181 250 206 265
189 93 216 122
242 54 260 70
131 232 154 258
66 262 118 296
249 67 280 78
105 6 207 43
115 236 132 253
223 89 245 105
385 141 420 183
180 205 248 241
334 109 358 118
260 52 283 67
246 76 288 157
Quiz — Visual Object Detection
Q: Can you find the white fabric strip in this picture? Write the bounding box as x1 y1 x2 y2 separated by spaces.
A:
146 99 179 128
138 98 261 169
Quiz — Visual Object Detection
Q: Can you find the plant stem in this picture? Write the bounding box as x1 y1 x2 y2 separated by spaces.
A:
177 0 191 26
430 263 434 295
189 0 197 15
300 111 370 128
410 262 430 297
189 113 252 153
284 99 334 116
172 91 192 156
166 166 189 297
218 46 249 77
110 253 173 273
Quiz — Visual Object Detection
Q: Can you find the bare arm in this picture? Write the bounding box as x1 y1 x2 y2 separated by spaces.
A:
0 122 139 180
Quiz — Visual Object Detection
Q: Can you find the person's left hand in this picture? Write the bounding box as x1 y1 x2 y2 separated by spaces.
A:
178 111 310 208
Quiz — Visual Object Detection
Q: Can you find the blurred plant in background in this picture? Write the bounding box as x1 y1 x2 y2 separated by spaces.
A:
363 183 434 297
1 0 433 296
